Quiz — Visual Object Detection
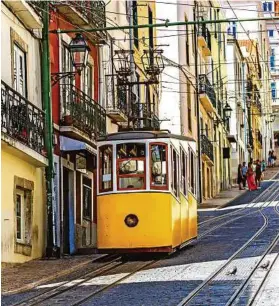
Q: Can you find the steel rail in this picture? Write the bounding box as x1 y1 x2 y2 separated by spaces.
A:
227 200 279 306
198 172 279 228
15 254 122 306
177 183 279 306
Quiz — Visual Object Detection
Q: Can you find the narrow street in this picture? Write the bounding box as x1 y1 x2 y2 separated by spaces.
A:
2 169 279 306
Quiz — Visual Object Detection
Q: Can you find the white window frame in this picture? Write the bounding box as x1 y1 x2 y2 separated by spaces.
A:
16 189 25 243
13 44 27 97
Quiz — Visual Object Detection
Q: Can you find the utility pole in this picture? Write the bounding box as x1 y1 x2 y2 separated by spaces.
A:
193 1 202 204
42 1 56 258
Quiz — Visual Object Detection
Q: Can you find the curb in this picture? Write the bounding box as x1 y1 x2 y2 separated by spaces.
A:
216 190 248 209
2 254 107 296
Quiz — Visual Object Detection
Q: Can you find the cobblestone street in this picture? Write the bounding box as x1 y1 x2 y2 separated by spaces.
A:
2 170 279 306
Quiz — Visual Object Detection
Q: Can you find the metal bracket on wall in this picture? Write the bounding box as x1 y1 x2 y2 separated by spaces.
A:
51 72 76 86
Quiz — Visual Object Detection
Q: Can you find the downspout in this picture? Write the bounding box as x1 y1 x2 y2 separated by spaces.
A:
42 2 55 257
242 62 248 163
194 1 202 204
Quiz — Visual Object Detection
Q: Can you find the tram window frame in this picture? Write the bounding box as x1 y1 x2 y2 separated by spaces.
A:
116 143 146 191
171 146 179 198
99 145 113 193
188 148 196 195
149 142 168 190
180 147 187 196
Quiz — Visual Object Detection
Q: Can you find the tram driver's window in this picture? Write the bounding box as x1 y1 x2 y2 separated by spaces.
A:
99 145 113 192
117 143 146 190
150 144 168 189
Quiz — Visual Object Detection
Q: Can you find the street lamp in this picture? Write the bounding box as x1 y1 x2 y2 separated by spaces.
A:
51 33 90 86
141 49 164 78
223 102 233 120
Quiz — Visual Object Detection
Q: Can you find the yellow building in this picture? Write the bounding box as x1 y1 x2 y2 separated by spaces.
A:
1 2 48 263
197 1 230 200
239 40 263 161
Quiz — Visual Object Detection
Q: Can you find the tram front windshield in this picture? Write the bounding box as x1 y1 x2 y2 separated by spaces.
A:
117 143 145 190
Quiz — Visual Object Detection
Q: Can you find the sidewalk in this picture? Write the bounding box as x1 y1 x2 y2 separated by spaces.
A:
200 166 279 209
1 253 105 295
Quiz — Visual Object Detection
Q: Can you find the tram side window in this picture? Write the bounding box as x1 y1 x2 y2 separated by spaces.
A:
171 147 179 197
189 149 196 195
181 148 187 196
99 145 113 192
150 143 168 189
117 143 146 190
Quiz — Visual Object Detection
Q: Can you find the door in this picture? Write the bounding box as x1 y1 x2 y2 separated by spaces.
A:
63 167 75 254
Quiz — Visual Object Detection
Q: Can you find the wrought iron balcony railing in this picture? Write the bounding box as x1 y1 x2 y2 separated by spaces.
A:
201 134 214 162
198 24 211 51
60 84 106 139
199 74 216 107
129 102 160 130
1 81 46 155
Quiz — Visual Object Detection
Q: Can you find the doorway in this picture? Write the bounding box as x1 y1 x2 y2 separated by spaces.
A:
62 166 75 254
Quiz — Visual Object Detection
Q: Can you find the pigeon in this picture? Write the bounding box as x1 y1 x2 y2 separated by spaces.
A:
259 260 270 270
226 266 237 275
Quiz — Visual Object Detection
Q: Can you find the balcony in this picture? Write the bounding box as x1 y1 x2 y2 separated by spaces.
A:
199 74 216 113
201 134 214 164
53 1 106 42
197 24 211 56
128 103 160 130
4 0 43 29
60 84 106 143
1 81 47 167
106 76 128 123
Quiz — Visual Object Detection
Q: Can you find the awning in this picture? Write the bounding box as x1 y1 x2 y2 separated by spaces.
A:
227 135 237 143
60 136 97 155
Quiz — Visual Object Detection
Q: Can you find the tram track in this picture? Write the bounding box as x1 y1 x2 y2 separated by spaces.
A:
177 183 279 306
198 178 278 230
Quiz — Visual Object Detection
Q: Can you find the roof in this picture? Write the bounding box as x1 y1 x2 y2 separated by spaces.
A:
98 130 196 142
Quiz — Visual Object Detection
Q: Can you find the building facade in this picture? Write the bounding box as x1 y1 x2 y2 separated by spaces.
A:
1 1 48 262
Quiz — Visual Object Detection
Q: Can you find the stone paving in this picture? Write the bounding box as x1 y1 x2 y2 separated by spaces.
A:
1 254 104 294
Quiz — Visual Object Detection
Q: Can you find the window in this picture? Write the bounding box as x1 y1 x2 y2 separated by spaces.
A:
83 177 92 219
99 145 113 192
271 82 276 99
185 17 190 66
132 1 139 49
180 148 187 196
171 147 179 197
148 7 154 66
227 21 237 38
117 143 146 190
81 64 93 97
13 44 27 97
150 143 168 190
189 149 196 195
61 43 74 83
270 49 275 70
16 190 24 242
187 81 192 132
268 30 274 37
263 2 272 11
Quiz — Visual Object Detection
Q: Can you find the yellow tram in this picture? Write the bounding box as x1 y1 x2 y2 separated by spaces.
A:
97 130 198 253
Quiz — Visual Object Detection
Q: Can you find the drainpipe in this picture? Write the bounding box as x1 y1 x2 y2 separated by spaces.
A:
194 1 202 204
42 2 55 257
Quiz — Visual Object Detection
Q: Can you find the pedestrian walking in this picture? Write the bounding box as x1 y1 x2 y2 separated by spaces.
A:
261 159 266 180
271 150 276 167
255 160 262 188
237 164 244 190
247 162 257 191
267 151 271 167
241 162 248 188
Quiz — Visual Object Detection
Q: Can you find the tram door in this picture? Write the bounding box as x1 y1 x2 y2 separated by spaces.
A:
62 167 75 254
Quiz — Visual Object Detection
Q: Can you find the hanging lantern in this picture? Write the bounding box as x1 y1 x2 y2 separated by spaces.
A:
69 33 90 73
114 50 134 79
141 49 164 76
223 102 232 119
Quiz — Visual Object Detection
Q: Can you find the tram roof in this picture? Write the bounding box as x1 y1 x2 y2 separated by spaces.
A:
98 130 196 142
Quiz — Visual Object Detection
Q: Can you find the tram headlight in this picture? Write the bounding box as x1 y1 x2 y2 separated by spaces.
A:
124 214 139 227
